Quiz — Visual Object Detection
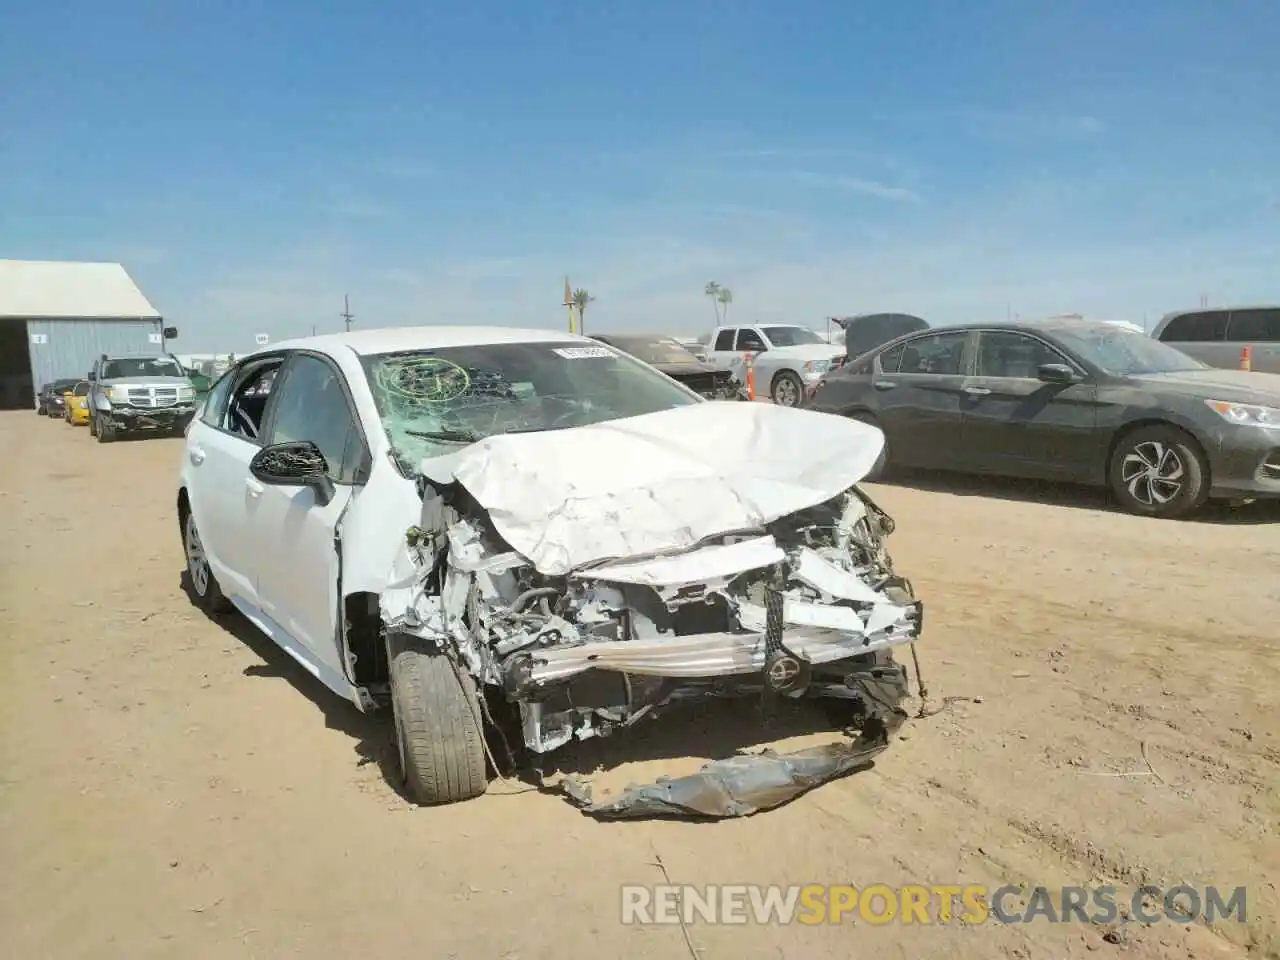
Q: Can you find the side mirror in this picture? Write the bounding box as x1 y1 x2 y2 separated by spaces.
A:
163 326 179 340
1037 363 1077 384
87 371 96 381
249 440 335 506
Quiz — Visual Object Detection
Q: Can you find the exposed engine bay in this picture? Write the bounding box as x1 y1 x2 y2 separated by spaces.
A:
382 482 920 759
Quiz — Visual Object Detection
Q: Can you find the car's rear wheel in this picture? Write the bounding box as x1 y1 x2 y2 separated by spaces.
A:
388 633 488 806
771 370 804 407
849 413 890 481
182 508 230 613
1108 424 1209 518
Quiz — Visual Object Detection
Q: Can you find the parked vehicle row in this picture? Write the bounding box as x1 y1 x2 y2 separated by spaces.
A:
34 352 205 441
809 319 1280 518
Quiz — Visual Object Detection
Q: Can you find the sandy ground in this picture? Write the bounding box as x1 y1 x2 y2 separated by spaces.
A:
1 410 1278 960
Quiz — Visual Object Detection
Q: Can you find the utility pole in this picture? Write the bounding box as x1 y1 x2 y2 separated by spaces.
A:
341 295 355 333
311 324 317 337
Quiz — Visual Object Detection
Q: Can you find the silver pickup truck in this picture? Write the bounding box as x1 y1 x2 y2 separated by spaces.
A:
88 353 199 442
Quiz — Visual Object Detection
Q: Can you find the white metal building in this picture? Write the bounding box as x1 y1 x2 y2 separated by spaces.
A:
0 259 164 410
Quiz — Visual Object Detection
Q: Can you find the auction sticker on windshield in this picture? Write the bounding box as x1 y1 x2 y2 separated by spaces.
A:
554 346 616 359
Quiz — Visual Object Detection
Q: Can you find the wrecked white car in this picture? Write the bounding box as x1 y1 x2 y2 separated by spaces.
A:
177 328 923 817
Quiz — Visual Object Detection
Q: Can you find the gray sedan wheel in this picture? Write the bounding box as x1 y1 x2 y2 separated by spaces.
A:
1108 424 1208 518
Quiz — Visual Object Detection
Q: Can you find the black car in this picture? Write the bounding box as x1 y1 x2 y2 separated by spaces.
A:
590 333 745 400
37 379 79 417
808 319 1280 518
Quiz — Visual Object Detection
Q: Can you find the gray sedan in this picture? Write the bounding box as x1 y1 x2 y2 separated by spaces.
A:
808 319 1280 518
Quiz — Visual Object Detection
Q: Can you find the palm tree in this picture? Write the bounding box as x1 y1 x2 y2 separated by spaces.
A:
704 281 723 323
572 288 595 334
716 286 733 321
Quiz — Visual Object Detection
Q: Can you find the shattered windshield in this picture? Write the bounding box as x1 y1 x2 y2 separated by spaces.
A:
604 337 701 365
761 326 826 347
101 357 185 379
361 341 703 469
1052 327 1208 376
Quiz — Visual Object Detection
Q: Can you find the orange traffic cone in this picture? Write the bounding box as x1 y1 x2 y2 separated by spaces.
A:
744 353 756 400
1240 345 1252 371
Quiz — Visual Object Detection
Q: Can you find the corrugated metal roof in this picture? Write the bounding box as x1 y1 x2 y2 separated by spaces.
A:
0 259 161 320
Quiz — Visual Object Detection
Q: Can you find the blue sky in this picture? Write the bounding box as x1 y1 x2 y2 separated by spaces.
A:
2 0 1277 351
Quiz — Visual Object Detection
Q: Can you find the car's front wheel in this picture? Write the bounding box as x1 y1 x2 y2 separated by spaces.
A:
388 633 488 806
771 370 805 407
1108 424 1209 518
182 507 230 613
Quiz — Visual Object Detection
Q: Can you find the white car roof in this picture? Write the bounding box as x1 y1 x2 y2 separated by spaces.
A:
261 325 594 358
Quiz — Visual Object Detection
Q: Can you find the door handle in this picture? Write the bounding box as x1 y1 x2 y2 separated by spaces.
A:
873 380 897 391
245 477 265 497
188 447 206 465
963 386 992 396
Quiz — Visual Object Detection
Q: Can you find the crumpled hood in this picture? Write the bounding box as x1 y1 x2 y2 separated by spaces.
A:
420 403 885 576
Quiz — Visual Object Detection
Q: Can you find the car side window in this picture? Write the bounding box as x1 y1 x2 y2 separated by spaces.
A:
976 332 1072 378
1159 311 1228 343
877 343 906 374
263 354 365 484
735 328 766 352
1226 308 1280 343
200 371 236 427
713 329 735 351
219 361 283 442
897 331 968 375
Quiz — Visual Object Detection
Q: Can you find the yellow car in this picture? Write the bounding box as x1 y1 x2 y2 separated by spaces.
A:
63 381 91 426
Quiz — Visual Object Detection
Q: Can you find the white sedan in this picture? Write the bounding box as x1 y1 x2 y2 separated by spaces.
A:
177 326 921 808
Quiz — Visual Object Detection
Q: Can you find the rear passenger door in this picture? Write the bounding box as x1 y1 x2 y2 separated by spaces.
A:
870 329 974 469
1226 308 1280 373
960 330 1099 481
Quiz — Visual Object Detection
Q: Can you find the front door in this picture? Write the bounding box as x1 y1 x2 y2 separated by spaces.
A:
250 352 366 693
871 329 973 469
960 330 1100 481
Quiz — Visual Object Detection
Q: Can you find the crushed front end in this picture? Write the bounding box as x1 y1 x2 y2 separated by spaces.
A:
382 483 921 801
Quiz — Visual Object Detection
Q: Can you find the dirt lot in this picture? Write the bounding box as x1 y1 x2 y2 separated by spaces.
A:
1 410 1277 960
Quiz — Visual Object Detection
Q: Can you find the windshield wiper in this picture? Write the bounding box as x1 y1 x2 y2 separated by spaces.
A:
404 428 482 443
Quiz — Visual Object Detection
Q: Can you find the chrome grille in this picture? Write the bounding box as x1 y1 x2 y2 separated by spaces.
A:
123 387 180 409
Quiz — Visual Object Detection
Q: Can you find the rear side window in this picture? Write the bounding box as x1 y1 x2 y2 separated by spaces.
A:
1158 311 1228 343
877 343 906 374
200 371 236 427
1226 308 1280 343
713 329 735 351
897 331 968 375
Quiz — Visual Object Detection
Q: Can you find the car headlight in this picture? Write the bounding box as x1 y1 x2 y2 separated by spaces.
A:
107 385 130 403
178 386 195 401
803 359 831 376
1205 399 1280 428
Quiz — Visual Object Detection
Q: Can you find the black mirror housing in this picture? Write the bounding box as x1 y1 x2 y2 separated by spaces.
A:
1037 363 1076 384
249 440 335 505
163 326 179 340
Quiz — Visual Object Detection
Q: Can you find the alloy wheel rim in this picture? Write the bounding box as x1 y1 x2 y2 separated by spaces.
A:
775 379 799 406
185 513 209 596
1120 440 1185 506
